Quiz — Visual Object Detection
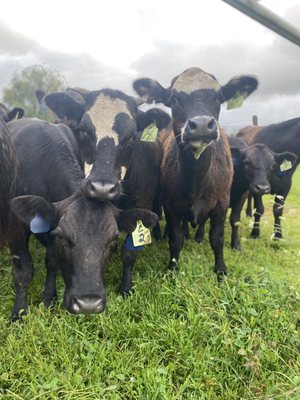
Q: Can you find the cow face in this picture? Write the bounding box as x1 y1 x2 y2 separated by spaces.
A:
134 68 258 157
36 88 170 200
11 194 158 314
231 144 297 195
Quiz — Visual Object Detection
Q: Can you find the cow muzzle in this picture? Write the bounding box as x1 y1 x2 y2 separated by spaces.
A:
67 295 106 314
82 178 121 200
182 116 219 144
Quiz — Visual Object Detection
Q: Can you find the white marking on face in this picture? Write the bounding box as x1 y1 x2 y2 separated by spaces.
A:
86 93 130 145
172 67 220 94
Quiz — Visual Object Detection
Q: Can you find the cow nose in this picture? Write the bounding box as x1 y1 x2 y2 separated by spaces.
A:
72 296 104 314
255 184 270 194
83 179 120 200
185 116 219 142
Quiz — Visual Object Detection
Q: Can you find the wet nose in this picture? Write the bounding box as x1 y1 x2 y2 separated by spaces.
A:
255 184 270 194
71 296 104 314
83 179 120 200
185 116 219 142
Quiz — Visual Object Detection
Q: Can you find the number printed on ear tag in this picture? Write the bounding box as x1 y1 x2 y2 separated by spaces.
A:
132 220 152 246
280 159 292 172
141 122 158 142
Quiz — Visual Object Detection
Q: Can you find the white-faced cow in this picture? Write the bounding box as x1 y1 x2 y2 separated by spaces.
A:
134 67 258 276
35 88 148 200
237 118 299 239
8 118 158 320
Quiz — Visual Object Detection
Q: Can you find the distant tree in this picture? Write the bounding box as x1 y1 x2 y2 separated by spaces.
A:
2 64 66 120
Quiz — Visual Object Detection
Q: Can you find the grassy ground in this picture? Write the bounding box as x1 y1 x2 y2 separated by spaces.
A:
0 170 300 400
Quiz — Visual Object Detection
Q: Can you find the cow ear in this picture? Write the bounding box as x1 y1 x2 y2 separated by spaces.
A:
4 107 24 122
230 146 244 167
35 90 46 104
136 108 171 132
220 75 258 104
10 195 59 233
117 209 158 233
274 152 297 174
133 78 170 105
43 90 86 122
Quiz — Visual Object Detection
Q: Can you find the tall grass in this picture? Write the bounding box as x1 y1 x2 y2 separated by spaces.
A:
0 170 300 399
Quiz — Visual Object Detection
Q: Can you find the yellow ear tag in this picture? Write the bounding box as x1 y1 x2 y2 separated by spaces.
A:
227 93 245 110
132 220 152 246
280 159 292 172
141 122 158 142
193 143 209 160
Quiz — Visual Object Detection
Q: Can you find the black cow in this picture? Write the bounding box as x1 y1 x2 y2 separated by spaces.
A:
237 118 300 239
134 67 258 276
0 103 24 123
8 118 158 319
0 118 16 245
227 136 297 249
117 108 171 294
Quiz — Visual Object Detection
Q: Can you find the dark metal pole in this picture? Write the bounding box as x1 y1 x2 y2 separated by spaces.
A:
222 0 300 46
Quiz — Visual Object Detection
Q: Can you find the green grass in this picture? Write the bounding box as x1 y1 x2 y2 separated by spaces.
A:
1 170 300 399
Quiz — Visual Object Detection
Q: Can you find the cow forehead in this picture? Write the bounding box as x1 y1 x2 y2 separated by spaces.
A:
86 93 131 142
172 68 221 94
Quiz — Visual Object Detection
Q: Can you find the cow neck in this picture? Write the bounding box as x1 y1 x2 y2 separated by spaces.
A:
178 139 214 203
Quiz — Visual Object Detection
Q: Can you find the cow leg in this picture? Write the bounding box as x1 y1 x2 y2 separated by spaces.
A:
230 193 247 250
250 195 264 238
152 190 163 241
120 245 139 296
165 207 184 271
42 245 57 307
195 214 209 243
246 193 253 217
273 187 290 239
10 229 33 320
182 219 190 240
209 207 227 276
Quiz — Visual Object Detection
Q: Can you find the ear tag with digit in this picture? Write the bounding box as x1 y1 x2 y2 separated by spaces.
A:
132 220 152 246
141 123 158 142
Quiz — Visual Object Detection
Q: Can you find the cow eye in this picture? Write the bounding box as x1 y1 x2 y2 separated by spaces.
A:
171 97 178 107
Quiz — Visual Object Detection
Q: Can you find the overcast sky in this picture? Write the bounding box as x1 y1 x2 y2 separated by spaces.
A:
1 0 299 132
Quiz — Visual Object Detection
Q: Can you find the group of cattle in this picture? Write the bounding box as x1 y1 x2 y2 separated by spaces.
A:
0 67 299 320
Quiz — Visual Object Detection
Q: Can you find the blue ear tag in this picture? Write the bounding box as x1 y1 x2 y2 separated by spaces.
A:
125 234 143 251
30 213 51 234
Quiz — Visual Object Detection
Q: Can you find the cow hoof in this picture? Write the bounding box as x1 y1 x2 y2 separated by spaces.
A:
169 259 178 272
231 243 242 251
10 309 27 322
42 296 56 308
120 287 134 298
250 231 260 239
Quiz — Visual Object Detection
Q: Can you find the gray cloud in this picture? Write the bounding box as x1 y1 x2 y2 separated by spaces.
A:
0 19 134 97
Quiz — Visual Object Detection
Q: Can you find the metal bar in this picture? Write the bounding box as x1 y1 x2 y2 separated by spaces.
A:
221 0 300 46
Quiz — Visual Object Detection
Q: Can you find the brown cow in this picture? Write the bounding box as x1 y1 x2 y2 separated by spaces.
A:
134 67 258 275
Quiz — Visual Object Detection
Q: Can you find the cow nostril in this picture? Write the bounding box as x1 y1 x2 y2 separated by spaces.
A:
108 183 117 194
207 118 216 130
188 119 197 131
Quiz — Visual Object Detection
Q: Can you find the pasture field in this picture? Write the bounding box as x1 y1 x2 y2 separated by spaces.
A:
0 170 300 400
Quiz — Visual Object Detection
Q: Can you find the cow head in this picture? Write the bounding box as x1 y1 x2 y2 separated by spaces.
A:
231 143 297 195
36 88 170 200
134 67 258 157
11 194 158 314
